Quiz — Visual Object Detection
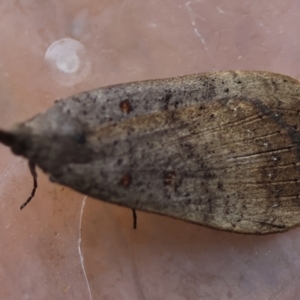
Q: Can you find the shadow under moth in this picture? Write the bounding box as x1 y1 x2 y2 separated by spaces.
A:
1 71 300 234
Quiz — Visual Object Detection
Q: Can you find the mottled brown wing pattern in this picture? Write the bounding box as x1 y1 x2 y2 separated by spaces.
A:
1 71 300 234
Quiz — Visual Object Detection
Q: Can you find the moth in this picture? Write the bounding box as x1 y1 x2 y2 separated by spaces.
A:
1 71 300 234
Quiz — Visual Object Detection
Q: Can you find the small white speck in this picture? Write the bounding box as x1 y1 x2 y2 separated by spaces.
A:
185 1 208 50
216 6 233 15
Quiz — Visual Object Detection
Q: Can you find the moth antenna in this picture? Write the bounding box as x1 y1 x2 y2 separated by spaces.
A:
20 161 38 210
132 208 137 229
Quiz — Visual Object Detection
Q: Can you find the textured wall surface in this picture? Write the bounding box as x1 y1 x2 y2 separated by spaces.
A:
1 1 300 299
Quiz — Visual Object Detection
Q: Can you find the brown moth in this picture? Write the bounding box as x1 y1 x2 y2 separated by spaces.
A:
1 71 300 234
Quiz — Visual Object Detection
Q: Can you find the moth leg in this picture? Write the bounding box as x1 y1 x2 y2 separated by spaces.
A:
20 161 38 210
132 209 137 229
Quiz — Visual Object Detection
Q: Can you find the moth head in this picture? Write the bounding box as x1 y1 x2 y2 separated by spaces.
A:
0 112 93 176
0 128 31 156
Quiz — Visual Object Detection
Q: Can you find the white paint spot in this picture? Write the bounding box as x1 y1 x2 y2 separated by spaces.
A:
45 38 90 86
57 52 80 74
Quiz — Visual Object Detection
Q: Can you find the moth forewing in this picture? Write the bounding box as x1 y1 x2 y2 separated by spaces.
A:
1 71 300 234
